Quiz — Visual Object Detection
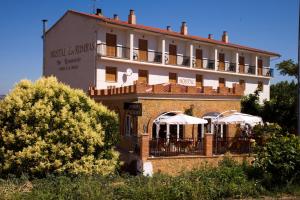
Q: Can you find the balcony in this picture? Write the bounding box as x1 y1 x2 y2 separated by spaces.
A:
206 59 215 70
97 43 273 78
165 53 191 67
263 67 274 77
247 65 256 75
226 63 236 72
97 43 130 59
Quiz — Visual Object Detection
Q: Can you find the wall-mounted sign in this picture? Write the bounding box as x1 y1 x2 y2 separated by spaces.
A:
178 77 195 86
124 102 142 116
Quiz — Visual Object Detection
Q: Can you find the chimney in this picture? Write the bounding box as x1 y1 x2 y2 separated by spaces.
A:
128 9 136 24
113 14 119 20
208 34 213 39
96 8 102 16
222 31 229 43
180 21 188 35
166 26 172 31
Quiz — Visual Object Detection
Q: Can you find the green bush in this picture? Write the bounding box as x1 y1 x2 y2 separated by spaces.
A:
2 158 300 200
254 133 300 185
0 77 119 177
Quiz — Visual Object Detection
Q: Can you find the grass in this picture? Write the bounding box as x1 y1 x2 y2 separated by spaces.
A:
0 158 299 200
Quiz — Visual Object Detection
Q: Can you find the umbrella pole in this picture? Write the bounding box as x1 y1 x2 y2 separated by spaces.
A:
177 124 179 141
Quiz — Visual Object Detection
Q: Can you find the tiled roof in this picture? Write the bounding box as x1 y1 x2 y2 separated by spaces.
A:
51 10 281 57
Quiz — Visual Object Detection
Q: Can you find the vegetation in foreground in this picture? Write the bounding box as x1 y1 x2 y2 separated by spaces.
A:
0 158 299 200
0 77 120 177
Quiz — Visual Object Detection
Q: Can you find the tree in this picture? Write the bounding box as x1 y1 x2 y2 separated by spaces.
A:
262 81 297 134
241 89 261 116
0 77 119 177
276 59 298 79
254 133 300 185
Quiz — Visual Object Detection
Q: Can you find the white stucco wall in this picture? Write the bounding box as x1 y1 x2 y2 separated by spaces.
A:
44 12 97 91
45 11 272 103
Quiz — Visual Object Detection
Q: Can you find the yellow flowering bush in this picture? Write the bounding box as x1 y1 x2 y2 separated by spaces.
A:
0 77 119 177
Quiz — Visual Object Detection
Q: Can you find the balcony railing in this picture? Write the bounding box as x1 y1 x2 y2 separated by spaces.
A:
207 59 215 70
227 63 236 72
149 138 204 157
165 53 191 67
97 43 130 59
97 43 273 77
263 67 274 77
247 65 256 75
213 137 252 155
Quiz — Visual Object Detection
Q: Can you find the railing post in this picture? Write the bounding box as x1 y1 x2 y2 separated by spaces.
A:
129 33 134 61
255 56 258 75
214 48 218 71
204 133 213 157
162 39 166 65
190 43 193 68
236 52 239 73
140 134 149 161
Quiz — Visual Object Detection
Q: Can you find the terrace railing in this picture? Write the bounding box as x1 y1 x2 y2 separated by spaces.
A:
213 137 252 155
149 138 204 157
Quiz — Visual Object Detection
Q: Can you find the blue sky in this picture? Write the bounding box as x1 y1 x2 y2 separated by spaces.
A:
0 0 298 94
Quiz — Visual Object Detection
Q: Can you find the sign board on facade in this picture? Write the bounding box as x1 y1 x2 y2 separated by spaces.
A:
178 77 195 86
124 102 142 116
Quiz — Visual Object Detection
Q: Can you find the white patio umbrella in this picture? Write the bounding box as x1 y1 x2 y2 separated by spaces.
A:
213 112 262 127
159 113 208 139
159 113 208 125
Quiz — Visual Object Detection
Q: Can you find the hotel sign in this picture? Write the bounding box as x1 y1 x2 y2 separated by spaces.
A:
124 102 142 116
49 42 96 71
178 77 195 86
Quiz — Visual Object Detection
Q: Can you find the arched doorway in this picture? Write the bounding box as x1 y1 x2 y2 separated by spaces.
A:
152 111 183 139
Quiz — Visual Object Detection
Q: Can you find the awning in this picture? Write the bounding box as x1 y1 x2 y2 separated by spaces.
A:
159 113 208 125
213 112 262 126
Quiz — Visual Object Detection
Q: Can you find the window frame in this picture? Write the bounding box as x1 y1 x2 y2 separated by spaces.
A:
105 66 117 82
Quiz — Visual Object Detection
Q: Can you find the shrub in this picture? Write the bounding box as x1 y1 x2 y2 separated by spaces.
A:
0 77 119 177
253 133 300 185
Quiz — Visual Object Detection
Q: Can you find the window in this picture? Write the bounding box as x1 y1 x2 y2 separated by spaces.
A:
105 67 117 82
125 115 133 136
239 79 245 88
169 44 177 65
138 70 148 84
169 72 177 84
106 33 117 57
196 74 203 87
219 78 225 87
138 39 148 61
258 81 263 91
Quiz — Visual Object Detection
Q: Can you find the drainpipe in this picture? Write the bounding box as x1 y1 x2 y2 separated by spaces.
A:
298 2 300 136
42 19 48 76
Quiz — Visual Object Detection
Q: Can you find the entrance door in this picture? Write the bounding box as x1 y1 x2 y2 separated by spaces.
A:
138 39 148 61
258 59 263 76
106 33 117 57
169 44 177 65
239 56 245 73
218 53 225 71
195 49 203 68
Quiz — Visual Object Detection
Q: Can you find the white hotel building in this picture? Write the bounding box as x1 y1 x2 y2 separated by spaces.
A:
44 9 280 172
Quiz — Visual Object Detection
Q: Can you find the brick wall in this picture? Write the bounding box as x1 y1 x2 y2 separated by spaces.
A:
148 155 253 175
138 98 241 138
